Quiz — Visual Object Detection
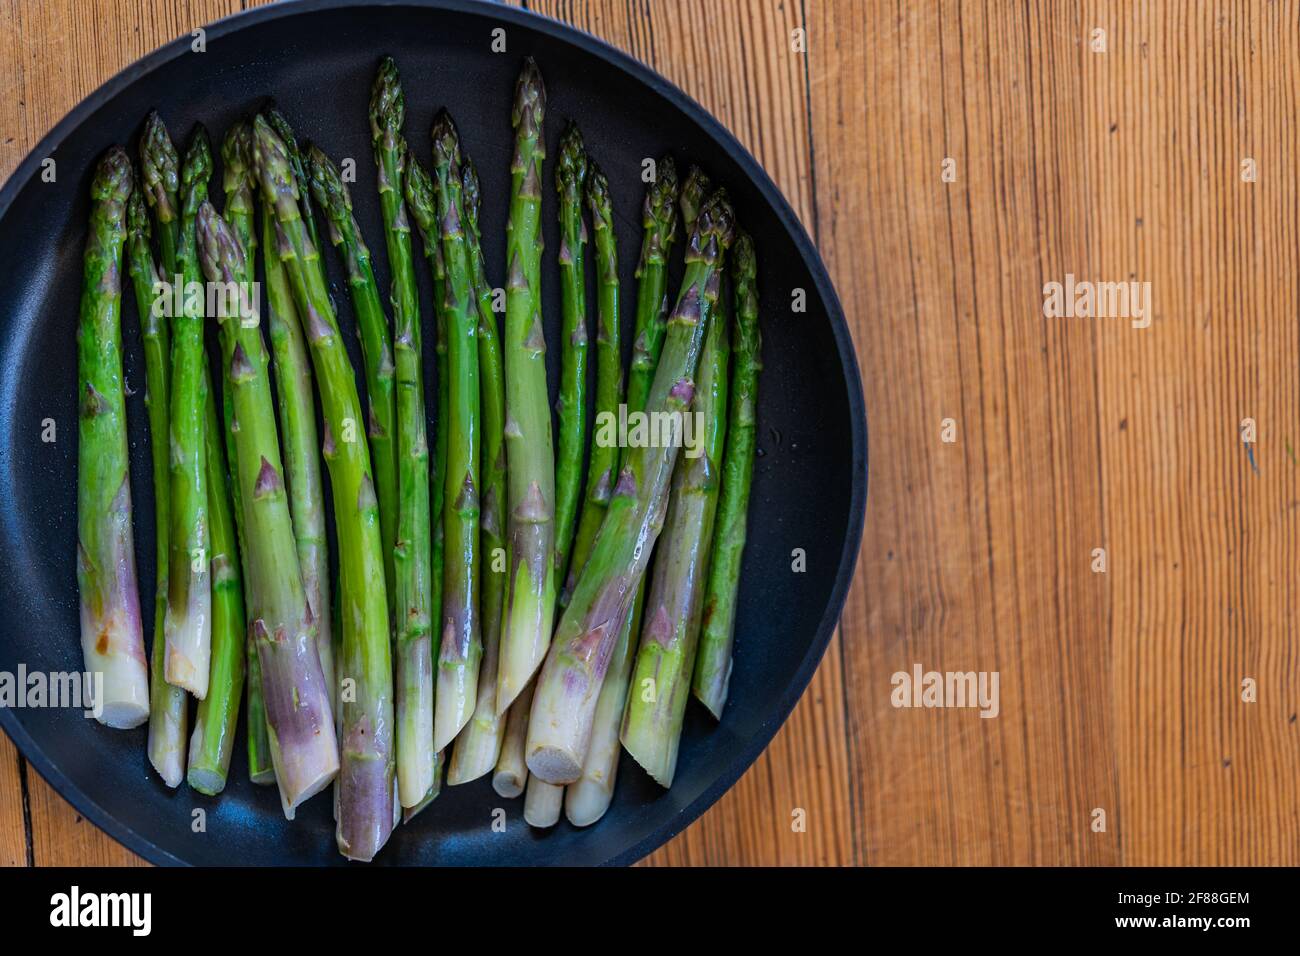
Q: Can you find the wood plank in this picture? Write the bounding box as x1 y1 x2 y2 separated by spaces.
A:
0 734 29 867
526 0 852 865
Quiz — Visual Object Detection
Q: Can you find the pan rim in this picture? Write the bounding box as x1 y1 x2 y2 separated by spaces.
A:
0 0 868 867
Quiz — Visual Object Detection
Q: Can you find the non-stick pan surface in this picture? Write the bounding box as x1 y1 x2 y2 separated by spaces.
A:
0 0 865 865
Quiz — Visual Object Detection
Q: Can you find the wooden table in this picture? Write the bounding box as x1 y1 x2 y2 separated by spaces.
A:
2 0 1296 867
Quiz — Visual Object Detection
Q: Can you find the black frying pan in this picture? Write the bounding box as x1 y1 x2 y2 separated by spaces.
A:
0 0 866 865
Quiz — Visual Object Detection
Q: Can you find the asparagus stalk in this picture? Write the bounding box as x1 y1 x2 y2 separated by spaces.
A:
491 680 532 798
526 190 734 784
76 148 149 729
125 176 186 776
620 227 731 787
306 145 402 710
252 116 395 860
369 61 436 805
186 382 247 794
552 123 589 587
448 156 508 784
426 112 483 752
196 201 339 812
254 131 330 787
495 58 558 714
566 158 680 823
404 159 448 777
693 231 760 717
560 162 622 604
523 774 563 828
162 127 213 698
358 69 404 601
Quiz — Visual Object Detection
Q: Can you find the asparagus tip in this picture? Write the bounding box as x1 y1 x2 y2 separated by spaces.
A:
93 146 134 204
557 122 587 192
181 125 213 193
369 54 405 140
512 56 547 132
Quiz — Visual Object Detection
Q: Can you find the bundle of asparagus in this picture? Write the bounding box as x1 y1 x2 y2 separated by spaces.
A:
73 53 764 860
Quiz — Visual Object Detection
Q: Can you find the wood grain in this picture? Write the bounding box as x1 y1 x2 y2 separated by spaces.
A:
3 0 1298 867
0 734 28 867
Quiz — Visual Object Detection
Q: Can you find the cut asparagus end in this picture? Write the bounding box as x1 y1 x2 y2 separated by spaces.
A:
565 776 616 828
336 745 396 861
446 633 504 785
395 636 435 807
163 577 211 699
433 650 478 753
523 776 563 828
400 751 443 823
492 683 533 797
494 557 554 714
147 629 187 784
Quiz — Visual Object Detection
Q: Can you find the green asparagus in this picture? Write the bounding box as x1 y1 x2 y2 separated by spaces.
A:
526 190 734 784
126 174 186 778
163 127 213 698
368 60 434 805
403 158 448 775
693 230 760 716
567 157 680 824
497 58 558 714
553 122 589 587
197 200 339 812
560 161 622 603
186 381 247 794
620 222 731 787
77 148 150 729
255 122 331 786
448 156 508 783
252 115 394 859
428 112 483 752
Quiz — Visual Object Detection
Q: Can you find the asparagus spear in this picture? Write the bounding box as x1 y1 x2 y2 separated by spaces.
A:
76 148 149 729
448 156 508 784
693 231 760 717
162 127 213 698
526 190 735 783
620 226 731 787
496 58 558 714
560 162 622 604
305 145 400 714
186 382 247 794
196 201 339 812
552 122 589 587
491 680 532 798
403 158 448 777
252 116 395 860
567 158 680 823
254 126 331 786
125 176 186 776
370 61 435 805
426 112 483 752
